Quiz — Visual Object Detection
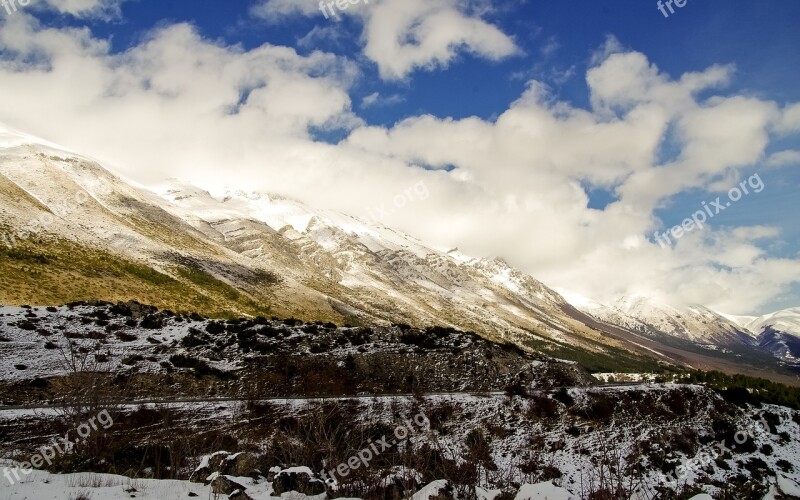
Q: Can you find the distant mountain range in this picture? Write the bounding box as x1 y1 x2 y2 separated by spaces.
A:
1 123 798 383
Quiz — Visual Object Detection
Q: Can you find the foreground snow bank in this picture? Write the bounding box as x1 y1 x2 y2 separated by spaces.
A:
3 467 798 499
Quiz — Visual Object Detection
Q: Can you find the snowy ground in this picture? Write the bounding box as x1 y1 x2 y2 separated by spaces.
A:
0 468 776 500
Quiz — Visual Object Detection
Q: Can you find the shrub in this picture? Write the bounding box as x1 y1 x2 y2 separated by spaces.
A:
553 387 574 407
205 321 226 335
181 331 210 348
121 355 145 366
17 320 36 331
140 315 164 329
168 354 236 380
114 331 138 342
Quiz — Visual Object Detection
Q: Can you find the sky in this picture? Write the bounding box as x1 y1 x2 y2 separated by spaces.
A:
0 0 798 315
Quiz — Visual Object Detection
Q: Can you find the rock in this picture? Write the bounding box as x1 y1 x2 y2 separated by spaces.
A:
229 490 255 500
189 451 232 483
272 467 327 496
372 467 422 499
266 465 281 481
219 452 261 478
208 473 247 496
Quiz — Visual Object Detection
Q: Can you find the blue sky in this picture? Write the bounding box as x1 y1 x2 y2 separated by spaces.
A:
0 0 798 314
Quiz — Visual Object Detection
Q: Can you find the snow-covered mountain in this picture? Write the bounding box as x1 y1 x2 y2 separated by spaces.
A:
1 123 797 377
0 123 610 354
745 307 800 336
610 295 757 347
152 181 594 346
559 291 757 347
742 308 800 364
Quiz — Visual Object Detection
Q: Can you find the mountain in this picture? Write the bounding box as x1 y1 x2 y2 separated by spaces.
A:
1 123 798 383
743 308 800 366
0 124 624 357
560 285 800 378
610 295 758 347
559 290 758 347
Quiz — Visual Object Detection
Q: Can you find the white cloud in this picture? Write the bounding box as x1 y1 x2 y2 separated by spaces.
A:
40 0 126 20
256 0 519 80
776 102 800 134
0 14 798 315
252 0 319 19
765 150 800 168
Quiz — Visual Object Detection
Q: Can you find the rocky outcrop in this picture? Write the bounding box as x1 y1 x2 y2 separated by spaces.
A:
272 467 326 496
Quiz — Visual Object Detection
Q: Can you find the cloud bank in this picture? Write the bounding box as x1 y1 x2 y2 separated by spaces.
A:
256 0 518 80
0 14 798 315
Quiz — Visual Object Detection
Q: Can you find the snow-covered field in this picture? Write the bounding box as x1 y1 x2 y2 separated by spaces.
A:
1 389 798 499
0 467 746 500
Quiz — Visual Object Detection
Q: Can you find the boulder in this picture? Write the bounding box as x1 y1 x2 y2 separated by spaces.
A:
208 473 247 496
272 467 326 496
219 452 261 478
189 451 232 483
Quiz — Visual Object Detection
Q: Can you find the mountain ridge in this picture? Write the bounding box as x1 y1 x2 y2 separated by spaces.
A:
1 124 799 384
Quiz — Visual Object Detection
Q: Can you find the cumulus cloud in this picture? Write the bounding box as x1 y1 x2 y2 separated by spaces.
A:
39 0 126 20
0 13 798 314
256 0 518 80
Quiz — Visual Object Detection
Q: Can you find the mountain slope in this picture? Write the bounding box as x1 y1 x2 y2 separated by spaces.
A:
0 124 626 357
2 123 797 383
0 125 331 319
154 182 613 349
745 308 800 365
611 295 757 347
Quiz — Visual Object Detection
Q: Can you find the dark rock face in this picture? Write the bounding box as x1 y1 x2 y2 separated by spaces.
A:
209 474 247 495
272 468 327 496
759 326 800 362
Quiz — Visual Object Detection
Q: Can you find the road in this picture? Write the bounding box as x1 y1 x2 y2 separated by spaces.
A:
0 383 659 412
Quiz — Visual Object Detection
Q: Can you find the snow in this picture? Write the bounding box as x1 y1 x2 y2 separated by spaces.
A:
592 372 658 383
0 468 612 500
196 450 232 471
0 122 74 154
716 311 758 329
746 307 800 337
476 486 502 500
278 466 314 475
0 469 212 499
553 288 602 310
411 480 449 499
514 482 577 499
776 474 800 496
